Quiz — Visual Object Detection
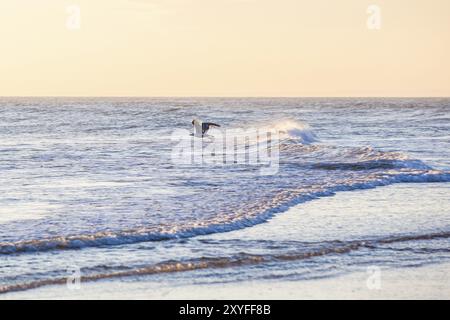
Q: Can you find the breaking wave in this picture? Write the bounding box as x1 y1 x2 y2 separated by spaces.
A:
1 160 448 255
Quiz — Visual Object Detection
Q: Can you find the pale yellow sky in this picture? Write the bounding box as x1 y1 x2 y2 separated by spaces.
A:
0 0 449 97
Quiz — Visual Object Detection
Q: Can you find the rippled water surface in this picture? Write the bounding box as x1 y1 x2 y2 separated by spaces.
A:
0 97 449 294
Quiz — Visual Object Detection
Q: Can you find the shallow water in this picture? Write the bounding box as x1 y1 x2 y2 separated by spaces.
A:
0 97 449 294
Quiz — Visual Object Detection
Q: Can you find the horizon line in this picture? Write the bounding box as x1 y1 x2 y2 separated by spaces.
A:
1 96 449 99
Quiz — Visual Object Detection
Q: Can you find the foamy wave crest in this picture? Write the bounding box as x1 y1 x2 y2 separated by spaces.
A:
212 119 317 145
311 147 431 171
267 119 317 144
1 167 449 255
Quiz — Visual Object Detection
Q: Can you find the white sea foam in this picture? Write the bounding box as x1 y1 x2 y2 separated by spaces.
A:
1 97 449 295
1 165 448 255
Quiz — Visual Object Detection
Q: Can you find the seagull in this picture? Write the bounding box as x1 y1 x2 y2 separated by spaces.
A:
192 119 221 137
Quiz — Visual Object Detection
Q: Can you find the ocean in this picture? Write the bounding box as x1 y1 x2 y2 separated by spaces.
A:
0 97 449 296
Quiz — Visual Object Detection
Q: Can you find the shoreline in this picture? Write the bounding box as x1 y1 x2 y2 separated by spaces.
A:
2 262 449 300
2 182 450 300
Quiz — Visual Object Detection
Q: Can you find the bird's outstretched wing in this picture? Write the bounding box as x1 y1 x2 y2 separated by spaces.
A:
201 122 221 135
203 122 221 128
